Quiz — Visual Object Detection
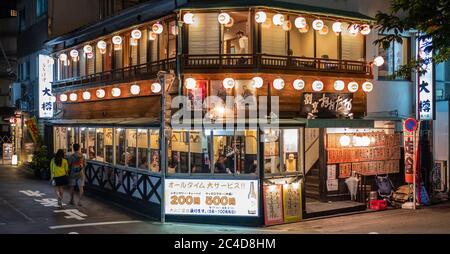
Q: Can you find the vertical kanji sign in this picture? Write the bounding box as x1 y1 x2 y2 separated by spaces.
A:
403 119 420 184
38 55 54 118
417 38 434 120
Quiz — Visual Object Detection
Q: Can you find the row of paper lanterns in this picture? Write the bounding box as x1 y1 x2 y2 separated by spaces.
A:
339 135 375 147
185 77 373 92
183 11 371 36
58 83 162 102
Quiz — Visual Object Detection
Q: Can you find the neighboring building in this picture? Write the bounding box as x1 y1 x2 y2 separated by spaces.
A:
45 0 422 225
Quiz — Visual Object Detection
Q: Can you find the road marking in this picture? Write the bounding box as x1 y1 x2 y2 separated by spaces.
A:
68 232 79 234
49 220 142 229
54 209 88 220
0 197 35 223
19 190 45 197
368 232 379 234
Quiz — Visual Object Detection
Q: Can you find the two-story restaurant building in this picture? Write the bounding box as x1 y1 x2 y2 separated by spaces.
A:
44 0 411 226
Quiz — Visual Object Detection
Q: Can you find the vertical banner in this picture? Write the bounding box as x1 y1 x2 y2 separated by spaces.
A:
282 183 302 223
25 117 40 143
38 55 54 118
403 119 420 183
417 38 434 120
263 185 284 225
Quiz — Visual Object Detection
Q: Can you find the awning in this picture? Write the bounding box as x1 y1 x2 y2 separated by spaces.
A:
293 118 375 128
46 117 160 127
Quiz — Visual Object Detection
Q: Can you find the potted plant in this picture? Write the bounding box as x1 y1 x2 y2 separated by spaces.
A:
29 144 51 180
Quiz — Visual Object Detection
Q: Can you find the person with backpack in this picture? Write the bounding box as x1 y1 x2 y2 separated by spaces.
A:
68 143 86 206
50 149 69 208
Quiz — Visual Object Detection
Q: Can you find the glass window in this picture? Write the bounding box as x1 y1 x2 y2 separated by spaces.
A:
149 29 158 62
188 13 220 54
150 130 160 172
96 128 104 162
126 129 137 168
341 22 365 61
95 47 103 73
139 28 148 64
54 127 67 153
130 35 138 66
316 20 338 60
190 131 210 173
289 16 314 58
66 127 77 154
168 130 189 173
115 128 126 166
222 12 251 54
261 13 287 55
87 52 95 74
87 128 96 160
80 127 88 157
137 129 149 170
79 49 86 76
282 129 298 173
168 21 177 58
263 129 280 174
378 37 410 80
213 130 236 174
104 128 113 163
243 130 257 174
36 0 47 17
114 40 123 69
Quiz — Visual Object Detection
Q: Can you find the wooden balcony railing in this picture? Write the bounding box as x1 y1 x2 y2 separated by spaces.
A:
182 54 372 76
53 58 176 90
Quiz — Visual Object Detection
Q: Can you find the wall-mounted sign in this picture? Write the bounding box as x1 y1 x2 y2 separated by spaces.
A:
2 143 13 160
403 119 420 184
300 93 353 119
263 185 284 225
417 37 434 120
38 55 54 118
404 118 418 133
25 117 40 143
165 179 259 216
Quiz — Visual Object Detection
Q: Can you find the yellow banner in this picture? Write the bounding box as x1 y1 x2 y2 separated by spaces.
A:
282 182 302 223
26 117 40 144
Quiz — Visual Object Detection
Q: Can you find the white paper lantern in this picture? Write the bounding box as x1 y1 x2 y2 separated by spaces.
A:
255 11 267 23
70 49 79 59
360 25 371 35
293 79 305 90
294 17 307 29
312 19 324 30
82 91 91 100
148 31 157 41
298 24 309 33
96 89 105 98
374 56 384 67
183 13 196 25
223 78 235 89
185 78 196 89
112 35 122 45
282 20 292 31
251 77 263 88
312 80 324 91
83 45 92 54
218 12 231 25
131 29 142 39
332 22 343 33
151 82 162 93
362 81 374 92
152 23 163 34
59 53 67 61
348 24 359 35
273 14 285 26
334 80 345 91
273 78 285 90
111 87 121 97
362 136 371 146
86 52 94 59
224 17 234 28
97 40 107 49
69 93 78 102
60 94 68 102
319 25 329 35
339 135 351 146
130 84 140 95
348 81 359 92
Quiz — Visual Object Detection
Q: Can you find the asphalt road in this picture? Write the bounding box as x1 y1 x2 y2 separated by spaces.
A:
1 165 450 234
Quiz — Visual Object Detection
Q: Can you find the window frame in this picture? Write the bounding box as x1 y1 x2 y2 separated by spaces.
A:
377 35 411 81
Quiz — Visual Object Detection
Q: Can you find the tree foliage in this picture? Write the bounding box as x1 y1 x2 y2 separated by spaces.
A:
374 0 450 77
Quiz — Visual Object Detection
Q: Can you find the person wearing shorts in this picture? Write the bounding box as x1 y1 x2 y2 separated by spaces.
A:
50 149 69 208
68 143 86 206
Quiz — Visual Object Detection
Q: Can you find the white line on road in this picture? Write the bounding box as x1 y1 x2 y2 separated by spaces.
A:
0 197 35 223
49 220 142 229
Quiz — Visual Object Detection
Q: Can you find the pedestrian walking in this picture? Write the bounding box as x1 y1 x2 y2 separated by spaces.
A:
50 149 69 208
68 144 86 206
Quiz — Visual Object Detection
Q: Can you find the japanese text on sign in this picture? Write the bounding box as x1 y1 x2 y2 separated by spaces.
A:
38 55 54 118
417 38 434 120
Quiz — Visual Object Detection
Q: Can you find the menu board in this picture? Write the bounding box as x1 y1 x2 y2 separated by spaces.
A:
282 184 302 223
263 185 284 225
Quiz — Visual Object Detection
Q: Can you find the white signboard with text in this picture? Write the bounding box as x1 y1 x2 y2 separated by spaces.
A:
165 179 259 216
417 38 434 120
38 54 54 118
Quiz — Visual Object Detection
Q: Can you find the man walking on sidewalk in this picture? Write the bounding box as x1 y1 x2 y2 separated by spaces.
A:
68 144 86 206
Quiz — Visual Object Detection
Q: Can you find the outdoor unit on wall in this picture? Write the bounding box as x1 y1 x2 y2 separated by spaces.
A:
10 82 21 107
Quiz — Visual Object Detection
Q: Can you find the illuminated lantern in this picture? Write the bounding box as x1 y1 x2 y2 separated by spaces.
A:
348 81 359 92
273 78 285 90
298 23 309 33
374 56 384 67
86 52 94 59
312 19 324 30
282 20 292 31
348 24 359 35
59 94 68 102
251 77 263 89
59 53 67 62
224 17 234 28
131 29 142 39
148 31 157 41
362 81 374 92
70 49 79 60
255 11 267 23
151 82 162 93
272 14 285 26
332 22 343 33
362 136 371 146
339 135 351 146
112 35 122 45
218 13 231 25
111 88 121 97
96 89 105 98
312 80 324 91
334 80 345 91
319 25 329 35
223 78 235 89
130 84 140 95
293 79 305 90
83 45 92 54
82 91 91 100
360 24 371 35
183 13 196 25
294 17 307 29
69 93 78 102
152 23 163 34
185 78 196 90
97 40 107 50
130 37 138 47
